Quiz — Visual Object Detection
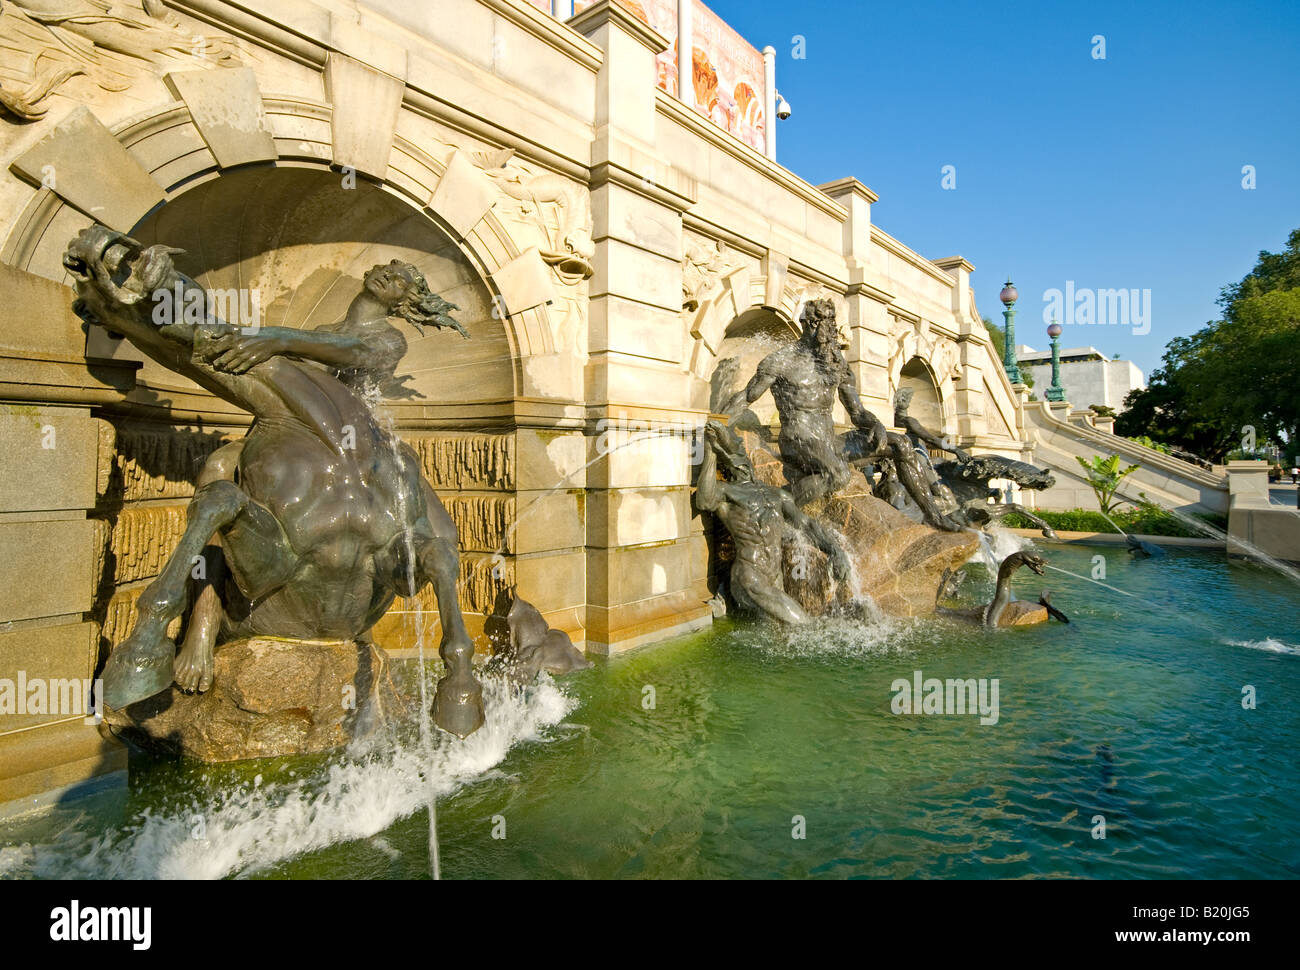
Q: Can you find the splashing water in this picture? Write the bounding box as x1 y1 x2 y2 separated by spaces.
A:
39 676 569 879
969 526 1033 575
2 675 573 880
369 392 444 878
1225 637 1300 656
1043 562 1141 601
1096 510 1131 537
767 611 920 660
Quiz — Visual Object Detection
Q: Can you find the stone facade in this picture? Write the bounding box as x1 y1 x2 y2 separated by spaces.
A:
0 0 1028 806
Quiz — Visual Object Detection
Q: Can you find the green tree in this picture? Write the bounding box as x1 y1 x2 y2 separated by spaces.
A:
1115 227 1300 460
983 315 1005 359
1218 227 1300 311
1114 335 1237 459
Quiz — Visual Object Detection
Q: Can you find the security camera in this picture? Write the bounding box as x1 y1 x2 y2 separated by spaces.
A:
776 93 792 120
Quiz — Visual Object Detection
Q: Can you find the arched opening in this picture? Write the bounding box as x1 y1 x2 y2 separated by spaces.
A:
710 306 798 424
101 166 511 411
899 356 944 431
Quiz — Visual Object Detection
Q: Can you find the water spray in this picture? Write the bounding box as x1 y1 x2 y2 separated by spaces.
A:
1115 488 1300 589
1043 563 1140 600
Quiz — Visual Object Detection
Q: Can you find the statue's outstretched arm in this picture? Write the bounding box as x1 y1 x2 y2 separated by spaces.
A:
722 357 777 417
900 414 970 462
695 431 724 513
202 326 405 379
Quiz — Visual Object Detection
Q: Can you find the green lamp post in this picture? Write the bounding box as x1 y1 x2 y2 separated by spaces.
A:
998 279 1023 385
1045 320 1066 402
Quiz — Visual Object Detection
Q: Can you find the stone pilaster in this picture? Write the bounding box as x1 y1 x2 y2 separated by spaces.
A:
573 1 709 652
0 264 128 813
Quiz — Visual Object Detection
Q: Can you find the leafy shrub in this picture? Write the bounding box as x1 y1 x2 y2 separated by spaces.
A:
1127 434 1171 455
1002 506 1226 538
1075 454 1140 514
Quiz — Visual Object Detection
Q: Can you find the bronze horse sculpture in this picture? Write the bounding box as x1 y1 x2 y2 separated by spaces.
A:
64 226 485 738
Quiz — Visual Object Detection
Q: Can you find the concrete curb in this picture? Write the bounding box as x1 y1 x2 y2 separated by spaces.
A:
1006 528 1224 549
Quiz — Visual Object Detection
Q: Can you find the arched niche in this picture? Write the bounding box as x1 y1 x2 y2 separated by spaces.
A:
92 166 511 412
708 306 798 425
898 356 944 430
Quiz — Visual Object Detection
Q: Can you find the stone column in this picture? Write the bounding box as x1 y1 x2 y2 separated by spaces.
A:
763 45 777 160
0 265 130 812
678 0 694 109
572 1 710 653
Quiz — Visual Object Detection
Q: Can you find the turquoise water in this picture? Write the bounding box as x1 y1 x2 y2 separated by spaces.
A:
2 541 1298 879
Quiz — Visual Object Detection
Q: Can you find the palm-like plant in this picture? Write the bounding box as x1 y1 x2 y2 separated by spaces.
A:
1075 454 1140 515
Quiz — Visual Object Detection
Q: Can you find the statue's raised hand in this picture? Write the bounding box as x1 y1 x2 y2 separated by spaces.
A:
703 418 728 450
204 332 282 373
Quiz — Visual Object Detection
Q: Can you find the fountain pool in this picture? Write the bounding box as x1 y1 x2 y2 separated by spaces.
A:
2 542 1297 879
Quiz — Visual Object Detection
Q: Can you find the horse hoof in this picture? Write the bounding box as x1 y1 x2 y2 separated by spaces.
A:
432 674 485 739
103 636 176 709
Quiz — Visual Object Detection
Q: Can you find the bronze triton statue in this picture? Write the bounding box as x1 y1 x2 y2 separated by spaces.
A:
64 227 485 738
695 420 852 624
722 299 966 532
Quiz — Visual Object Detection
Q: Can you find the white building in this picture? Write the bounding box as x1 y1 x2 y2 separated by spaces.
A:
1015 344 1145 411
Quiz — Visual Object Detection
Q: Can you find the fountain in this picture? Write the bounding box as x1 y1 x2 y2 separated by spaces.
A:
699 299 1069 626
0 243 1292 882
62 228 486 752
0 0 1292 891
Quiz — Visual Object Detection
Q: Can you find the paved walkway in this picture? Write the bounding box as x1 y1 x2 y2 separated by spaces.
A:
1270 482 1299 508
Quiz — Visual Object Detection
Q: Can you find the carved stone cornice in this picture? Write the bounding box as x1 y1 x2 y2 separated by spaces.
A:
588 159 695 213
655 90 848 223
568 0 671 55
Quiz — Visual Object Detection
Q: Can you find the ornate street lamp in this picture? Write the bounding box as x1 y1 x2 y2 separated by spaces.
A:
999 279 1023 385
1045 320 1066 402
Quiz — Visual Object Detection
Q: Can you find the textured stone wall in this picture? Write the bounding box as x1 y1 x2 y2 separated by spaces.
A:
90 422 516 655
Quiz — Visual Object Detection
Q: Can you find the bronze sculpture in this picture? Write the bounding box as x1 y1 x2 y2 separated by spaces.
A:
64 227 485 738
932 454 1059 538
483 588 592 683
935 550 1065 627
722 299 965 532
886 387 1060 540
696 420 852 624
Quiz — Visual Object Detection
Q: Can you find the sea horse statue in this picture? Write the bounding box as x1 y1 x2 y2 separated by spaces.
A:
64 227 485 738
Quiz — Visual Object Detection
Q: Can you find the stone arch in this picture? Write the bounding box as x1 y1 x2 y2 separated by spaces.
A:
887 326 961 431
2 90 567 400
124 165 514 408
897 356 944 430
724 305 798 341
683 259 810 386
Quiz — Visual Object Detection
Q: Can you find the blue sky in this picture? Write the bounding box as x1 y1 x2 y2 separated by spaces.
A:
709 0 1300 377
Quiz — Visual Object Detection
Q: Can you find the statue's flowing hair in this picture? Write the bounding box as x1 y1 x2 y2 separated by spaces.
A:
380 259 467 337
